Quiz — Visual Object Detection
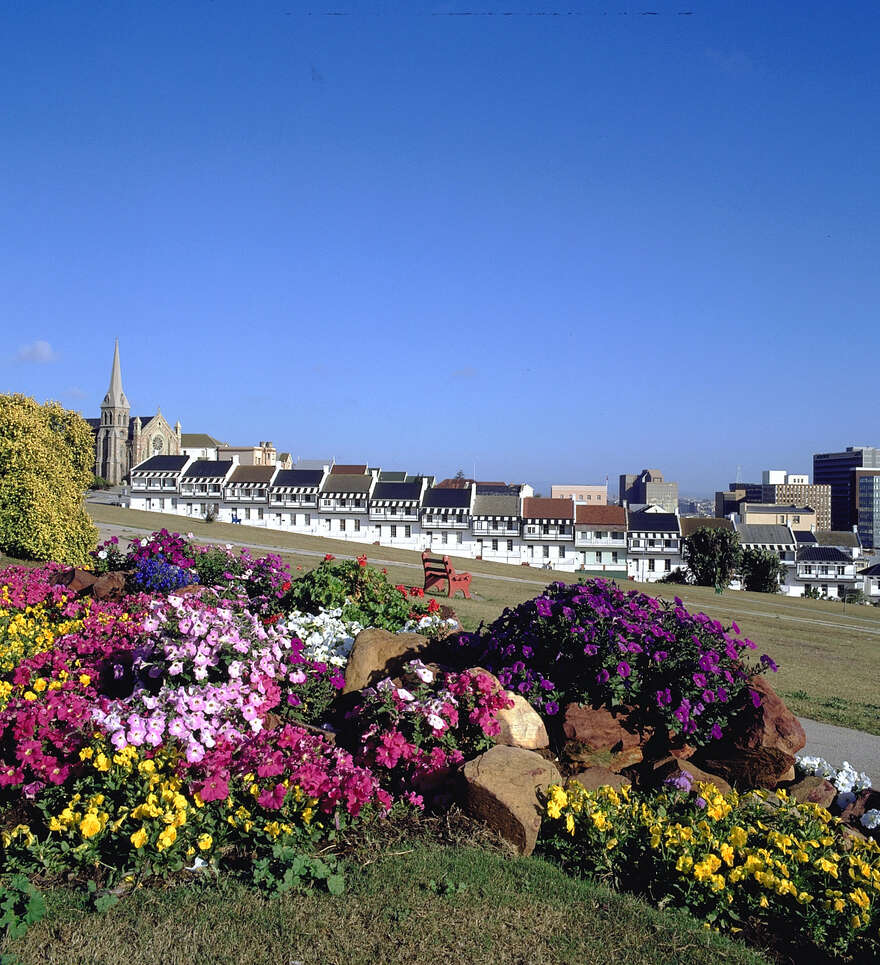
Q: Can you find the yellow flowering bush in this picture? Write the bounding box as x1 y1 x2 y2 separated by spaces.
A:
541 780 880 960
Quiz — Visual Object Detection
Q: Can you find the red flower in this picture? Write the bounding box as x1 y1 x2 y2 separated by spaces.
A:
324 554 335 561
262 613 281 626
427 599 440 613
356 555 367 567
281 581 291 592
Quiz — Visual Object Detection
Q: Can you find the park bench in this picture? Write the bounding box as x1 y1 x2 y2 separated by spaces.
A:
421 551 472 599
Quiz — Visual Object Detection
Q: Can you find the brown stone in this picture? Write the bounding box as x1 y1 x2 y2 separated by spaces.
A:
562 702 647 752
92 571 127 601
567 767 631 793
495 693 549 751
839 789 880 827
728 677 806 757
643 756 732 795
461 745 561 856
343 629 429 694
563 740 643 773
53 567 98 595
787 775 837 809
695 746 796 791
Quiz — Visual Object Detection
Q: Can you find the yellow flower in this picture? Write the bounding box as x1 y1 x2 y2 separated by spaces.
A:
720 843 734 867
759 895 769 908
590 811 610 832
79 813 102 838
131 828 148 849
32 677 47 693
156 826 177 851
565 813 575 835
850 888 870 910
728 826 748 848
23 691 37 702
197 833 212 851
79 674 91 687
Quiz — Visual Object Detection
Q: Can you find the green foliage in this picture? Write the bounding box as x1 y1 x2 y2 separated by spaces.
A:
0 394 98 565
89 476 112 490
740 548 786 593
191 545 244 587
0 875 46 942
657 567 689 585
683 527 741 588
284 558 417 630
251 845 345 897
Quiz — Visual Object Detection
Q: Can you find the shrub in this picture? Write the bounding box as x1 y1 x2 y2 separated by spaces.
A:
460 579 776 747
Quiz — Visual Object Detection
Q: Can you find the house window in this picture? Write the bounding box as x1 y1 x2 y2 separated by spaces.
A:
491 539 498 552
456 533 463 544
648 559 655 572
354 519 360 532
339 519 346 532
442 533 448 545
543 545 550 559
258 509 264 520
507 539 513 552
664 559 671 571
404 525 411 538
390 525 397 538
559 545 565 558
304 514 311 526
611 551 618 563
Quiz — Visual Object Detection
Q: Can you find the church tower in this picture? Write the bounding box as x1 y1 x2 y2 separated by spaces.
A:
95 339 131 484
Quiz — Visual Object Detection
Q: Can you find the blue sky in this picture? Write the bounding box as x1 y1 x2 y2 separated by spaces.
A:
2 1 878 496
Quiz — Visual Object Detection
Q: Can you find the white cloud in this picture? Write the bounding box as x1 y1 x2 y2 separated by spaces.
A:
16 340 58 363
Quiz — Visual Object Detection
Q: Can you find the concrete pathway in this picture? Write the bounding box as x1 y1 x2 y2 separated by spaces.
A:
799 717 880 781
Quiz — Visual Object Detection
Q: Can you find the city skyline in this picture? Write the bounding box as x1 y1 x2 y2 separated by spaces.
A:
3 2 878 494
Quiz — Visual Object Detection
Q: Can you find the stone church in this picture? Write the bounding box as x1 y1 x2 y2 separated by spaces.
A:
88 340 182 485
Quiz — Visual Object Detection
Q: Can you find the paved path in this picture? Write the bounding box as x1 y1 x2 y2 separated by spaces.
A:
799 717 880 781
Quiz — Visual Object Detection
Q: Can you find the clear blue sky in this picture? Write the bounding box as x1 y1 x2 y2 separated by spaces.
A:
3 1 878 496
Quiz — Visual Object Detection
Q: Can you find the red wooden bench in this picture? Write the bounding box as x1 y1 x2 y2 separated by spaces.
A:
421 551 472 599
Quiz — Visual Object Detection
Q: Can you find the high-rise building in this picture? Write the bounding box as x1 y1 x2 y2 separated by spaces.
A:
857 472 880 549
618 469 678 514
813 447 880 531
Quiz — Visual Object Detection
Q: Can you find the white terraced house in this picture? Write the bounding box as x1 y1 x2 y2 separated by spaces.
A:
420 485 476 557
129 455 191 513
369 475 431 551
317 466 376 543
219 465 277 526
788 546 860 599
177 460 235 519
471 490 523 564
520 497 577 572
574 504 628 577
626 510 681 582
267 468 326 533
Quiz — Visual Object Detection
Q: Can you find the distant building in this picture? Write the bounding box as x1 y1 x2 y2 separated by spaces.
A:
618 469 678 514
217 442 279 467
856 471 880 550
180 433 227 461
574 504 627 576
626 510 681 581
813 446 880 531
739 503 817 533
551 484 607 504
89 340 181 485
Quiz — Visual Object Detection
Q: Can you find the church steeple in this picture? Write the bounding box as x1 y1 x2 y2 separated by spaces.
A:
103 338 129 409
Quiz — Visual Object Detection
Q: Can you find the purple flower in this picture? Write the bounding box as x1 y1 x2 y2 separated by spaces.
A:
616 661 631 679
656 688 672 708
692 672 707 689
544 701 559 716
535 598 553 618
750 689 762 708
596 669 610 685
540 678 555 691
710 723 723 740
760 654 778 672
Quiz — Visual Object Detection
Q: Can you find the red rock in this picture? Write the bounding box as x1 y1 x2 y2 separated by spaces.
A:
562 703 647 752
788 776 837 809
92 571 127 601
645 757 732 795
731 677 806 757
568 767 631 793
839 789 880 827
694 746 795 791
53 567 98 595
461 745 561 856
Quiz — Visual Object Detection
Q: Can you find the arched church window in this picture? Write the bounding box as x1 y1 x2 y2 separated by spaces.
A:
152 435 165 455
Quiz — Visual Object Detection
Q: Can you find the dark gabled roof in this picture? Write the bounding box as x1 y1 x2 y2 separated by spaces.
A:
378 471 407 482
522 498 574 521
735 523 795 545
272 469 323 488
422 487 472 509
131 455 189 473
182 460 233 479
320 474 373 494
816 530 861 548
795 530 819 544
797 547 853 563
859 562 880 577
371 482 422 502
128 416 157 441
627 511 680 533
228 465 275 484
181 433 225 448
472 493 520 517
476 483 518 495
575 505 627 527
331 464 368 475
679 517 735 538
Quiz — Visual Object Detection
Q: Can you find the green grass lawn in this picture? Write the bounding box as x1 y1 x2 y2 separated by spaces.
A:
87 503 880 735
0 843 769 965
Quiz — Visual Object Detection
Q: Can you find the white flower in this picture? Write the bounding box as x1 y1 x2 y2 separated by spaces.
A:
98 549 108 559
396 688 415 702
426 713 445 732
860 809 880 830
141 538 149 547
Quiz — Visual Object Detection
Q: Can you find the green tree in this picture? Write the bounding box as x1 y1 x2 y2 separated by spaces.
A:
682 527 742 588
0 394 98 564
740 547 786 594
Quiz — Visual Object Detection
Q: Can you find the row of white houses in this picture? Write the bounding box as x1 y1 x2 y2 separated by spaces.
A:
127 456 880 599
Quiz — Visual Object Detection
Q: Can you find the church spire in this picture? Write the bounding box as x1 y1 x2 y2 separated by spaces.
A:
104 338 129 408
